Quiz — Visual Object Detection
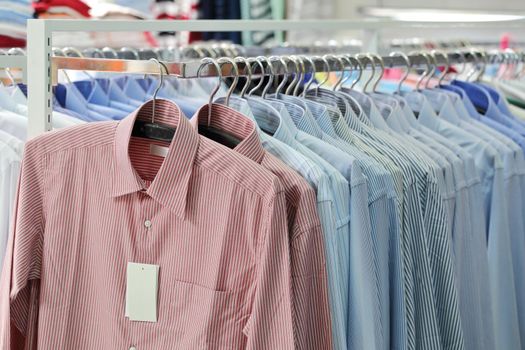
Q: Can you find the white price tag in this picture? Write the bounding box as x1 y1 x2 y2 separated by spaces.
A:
125 262 159 322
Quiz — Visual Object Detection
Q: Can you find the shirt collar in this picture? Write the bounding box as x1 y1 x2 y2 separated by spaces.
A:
451 80 502 120
190 103 265 164
112 99 199 219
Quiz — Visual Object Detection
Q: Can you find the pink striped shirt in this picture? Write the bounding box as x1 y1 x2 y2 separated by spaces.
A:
0 100 295 349
191 103 332 349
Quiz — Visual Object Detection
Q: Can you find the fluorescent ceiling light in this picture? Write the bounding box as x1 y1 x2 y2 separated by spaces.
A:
360 7 525 22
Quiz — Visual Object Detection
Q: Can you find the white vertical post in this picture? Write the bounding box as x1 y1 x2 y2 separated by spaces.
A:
27 19 52 138
362 28 380 53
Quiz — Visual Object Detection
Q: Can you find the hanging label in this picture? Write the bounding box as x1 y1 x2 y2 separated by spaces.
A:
150 144 169 157
125 262 159 322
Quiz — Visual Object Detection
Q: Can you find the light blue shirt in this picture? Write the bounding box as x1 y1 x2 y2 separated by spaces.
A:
405 90 521 350
266 94 379 350
339 88 445 350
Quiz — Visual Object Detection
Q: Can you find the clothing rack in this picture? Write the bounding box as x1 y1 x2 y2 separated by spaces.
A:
26 18 525 138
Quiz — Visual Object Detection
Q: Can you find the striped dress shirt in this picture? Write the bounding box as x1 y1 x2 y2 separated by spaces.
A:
303 91 408 350
356 92 464 350
336 91 440 349
344 89 467 350
410 92 522 350
441 88 525 350
396 95 494 349
270 95 383 350
191 102 332 349
0 99 296 349
393 92 495 350
262 98 355 350
411 117 497 350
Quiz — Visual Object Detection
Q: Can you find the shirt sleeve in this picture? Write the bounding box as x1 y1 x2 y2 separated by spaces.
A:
244 190 295 350
289 189 332 349
0 141 44 349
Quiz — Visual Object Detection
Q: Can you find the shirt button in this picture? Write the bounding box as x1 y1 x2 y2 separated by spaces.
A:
144 220 152 229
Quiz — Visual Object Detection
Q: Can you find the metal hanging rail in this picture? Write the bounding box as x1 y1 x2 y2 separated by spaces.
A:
27 18 525 137
50 51 498 83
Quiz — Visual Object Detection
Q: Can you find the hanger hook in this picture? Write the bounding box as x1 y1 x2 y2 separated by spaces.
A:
248 56 268 97
120 47 140 60
301 55 316 96
466 49 480 81
292 56 306 96
388 51 411 94
315 55 331 96
450 50 467 80
197 57 223 126
321 54 342 91
424 52 437 89
261 56 276 99
217 57 239 107
348 55 364 90
357 53 375 92
409 51 430 91
287 55 304 95
332 55 348 91
101 47 119 59
148 58 168 124
336 55 353 90
234 56 252 98
272 55 290 96
477 51 488 81
371 53 385 92
431 50 450 86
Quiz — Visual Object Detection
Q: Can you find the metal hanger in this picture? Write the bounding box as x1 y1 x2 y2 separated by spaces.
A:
332 55 349 91
131 59 176 142
448 50 466 81
102 47 119 59
409 51 430 91
388 51 411 93
197 57 223 126
217 57 239 106
423 52 437 89
248 56 268 97
120 47 140 60
63 47 98 91
234 56 252 98
197 56 242 148
272 55 291 96
287 55 304 95
290 56 306 96
430 50 450 86
337 55 353 90
370 53 385 92
476 51 488 82
356 53 375 93
315 55 331 95
301 55 316 97
261 56 276 99
345 54 364 90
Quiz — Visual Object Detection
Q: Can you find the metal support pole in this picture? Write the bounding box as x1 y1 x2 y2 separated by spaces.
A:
27 20 52 138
